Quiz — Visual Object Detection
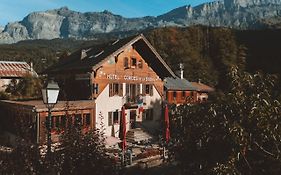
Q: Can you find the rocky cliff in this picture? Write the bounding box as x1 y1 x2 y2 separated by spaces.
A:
157 0 281 28
0 7 155 43
1 0 281 43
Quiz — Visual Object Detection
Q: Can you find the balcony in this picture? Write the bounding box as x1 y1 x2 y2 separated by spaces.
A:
123 95 146 109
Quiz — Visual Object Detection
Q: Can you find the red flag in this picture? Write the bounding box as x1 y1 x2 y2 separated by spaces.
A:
122 106 127 150
139 106 144 114
165 104 170 143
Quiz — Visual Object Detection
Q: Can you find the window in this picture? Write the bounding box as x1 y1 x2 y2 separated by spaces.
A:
131 57 137 68
108 111 120 126
61 115 66 128
51 116 55 128
149 85 153 96
113 111 119 124
124 57 129 68
74 114 82 127
173 91 177 99
83 114 91 126
143 84 153 96
138 60 143 69
55 116 60 128
114 83 119 95
120 84 124 96
109 83 123 97
49 115 66 132
93 83 99 94
130 84 138 96
108 112 113 126
182 91 185 99
126 84 141 102
145 85 150 94
126 84 130 96
137 84 140 95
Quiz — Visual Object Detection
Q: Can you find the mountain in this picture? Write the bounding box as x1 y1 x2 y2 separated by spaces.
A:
0 7 155 44
1 0 281 43
157 0 281 28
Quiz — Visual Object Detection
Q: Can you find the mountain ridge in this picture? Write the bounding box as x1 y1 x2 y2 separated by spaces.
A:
1 0 281 44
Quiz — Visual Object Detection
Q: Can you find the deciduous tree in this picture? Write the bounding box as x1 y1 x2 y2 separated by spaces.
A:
170 66 281 174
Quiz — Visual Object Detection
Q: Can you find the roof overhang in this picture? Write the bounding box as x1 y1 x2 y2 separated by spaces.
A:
91 34 176 79
44 34 176 79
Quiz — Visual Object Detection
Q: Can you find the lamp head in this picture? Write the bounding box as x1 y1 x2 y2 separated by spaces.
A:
42 79 60 108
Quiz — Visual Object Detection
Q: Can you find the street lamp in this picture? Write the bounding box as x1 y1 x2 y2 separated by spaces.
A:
42 79 60 154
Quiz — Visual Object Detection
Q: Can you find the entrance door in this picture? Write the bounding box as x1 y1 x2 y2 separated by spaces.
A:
130 110 136 129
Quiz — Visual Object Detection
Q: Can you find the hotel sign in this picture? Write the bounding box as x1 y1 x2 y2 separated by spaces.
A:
107 74 156 82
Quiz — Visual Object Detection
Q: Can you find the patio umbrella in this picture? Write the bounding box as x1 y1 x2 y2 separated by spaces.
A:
164 104 170 144
119 106 127 151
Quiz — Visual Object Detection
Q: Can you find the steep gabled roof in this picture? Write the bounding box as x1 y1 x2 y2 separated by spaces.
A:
45 34 176 79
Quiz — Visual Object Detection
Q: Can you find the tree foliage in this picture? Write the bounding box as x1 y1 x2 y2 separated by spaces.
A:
48 127 116 175
170 67 281 174
0 128 117 175
144 26 248 90
4 75 43 100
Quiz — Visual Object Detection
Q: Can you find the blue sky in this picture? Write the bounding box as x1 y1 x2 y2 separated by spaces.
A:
0 0 214 26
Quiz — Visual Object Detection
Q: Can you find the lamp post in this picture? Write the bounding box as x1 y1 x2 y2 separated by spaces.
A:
42 79 60 154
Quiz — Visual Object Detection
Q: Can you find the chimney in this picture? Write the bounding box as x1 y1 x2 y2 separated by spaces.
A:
179 63 184 79
81 49 87 60
30 61 34 76
30 62 33 71
198 78 201 84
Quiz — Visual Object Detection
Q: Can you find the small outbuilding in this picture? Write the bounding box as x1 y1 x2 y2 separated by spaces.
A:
0 61 37 91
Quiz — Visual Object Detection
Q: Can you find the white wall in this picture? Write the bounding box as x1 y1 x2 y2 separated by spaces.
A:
144 86 162 120
142 86 162 130
95 83 129 137
95 83 162 137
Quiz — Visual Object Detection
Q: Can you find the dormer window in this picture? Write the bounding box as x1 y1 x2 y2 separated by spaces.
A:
131 57 137 68
124 57 129 69
138 60 143 69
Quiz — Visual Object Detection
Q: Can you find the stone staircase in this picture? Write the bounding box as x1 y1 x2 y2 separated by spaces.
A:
126 128 152 143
